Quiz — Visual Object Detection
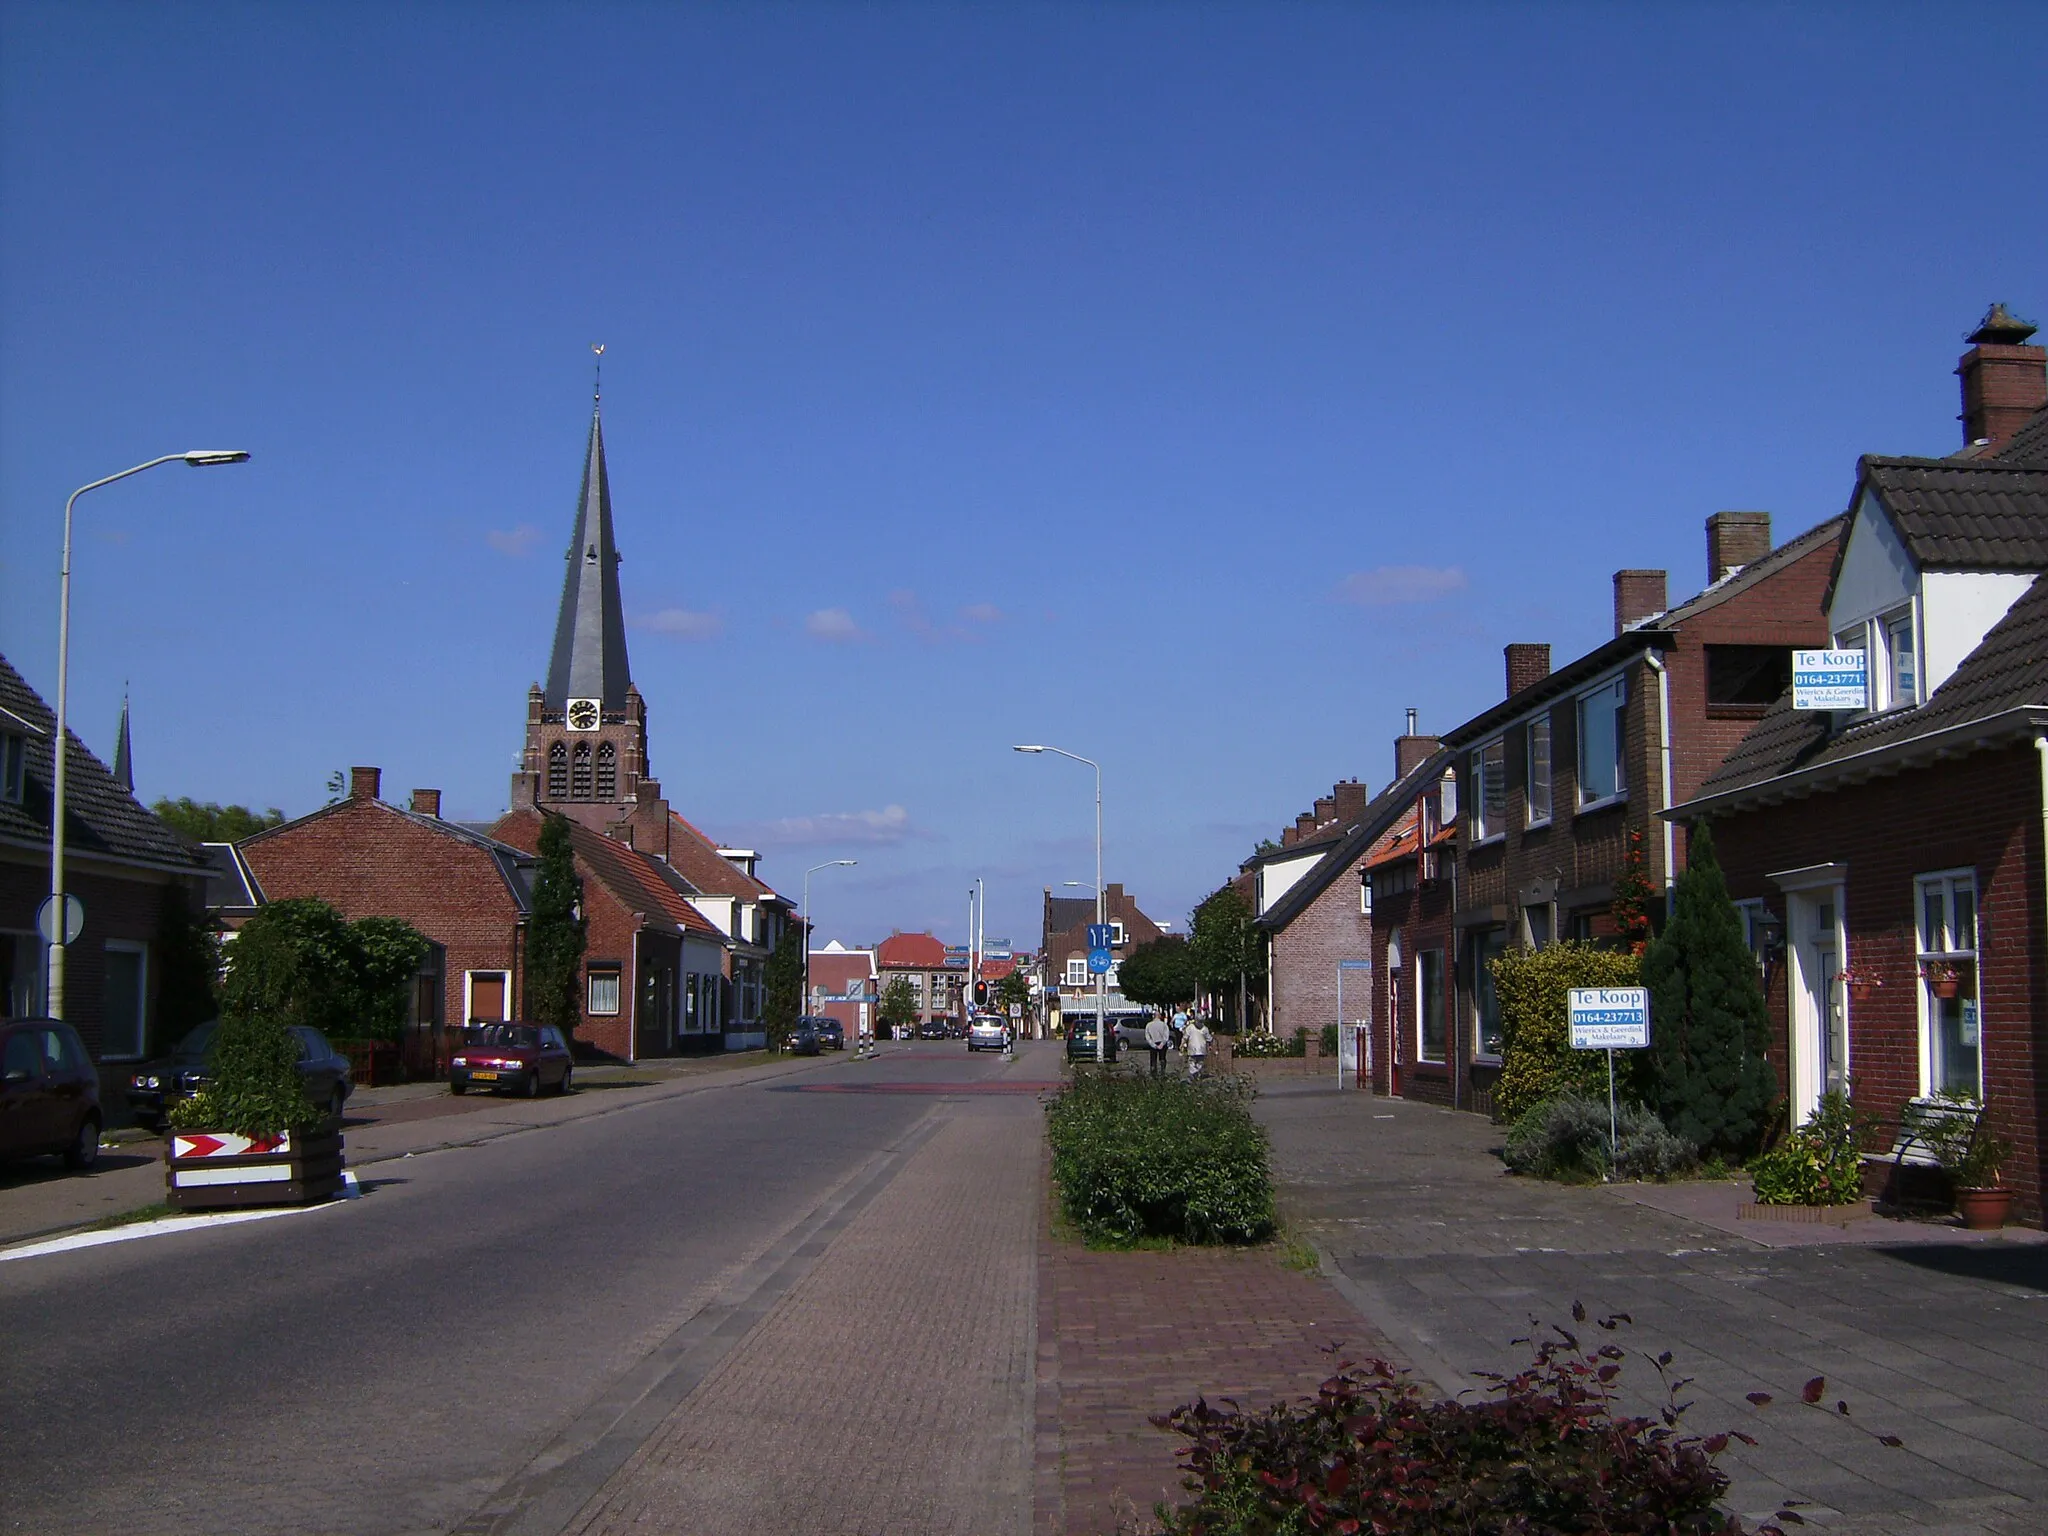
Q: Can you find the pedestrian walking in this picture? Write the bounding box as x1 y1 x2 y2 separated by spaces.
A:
1182 1016 1210 1079
1144 1012 1170 1078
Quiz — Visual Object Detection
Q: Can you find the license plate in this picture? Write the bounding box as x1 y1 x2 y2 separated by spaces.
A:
471 1070 500 1081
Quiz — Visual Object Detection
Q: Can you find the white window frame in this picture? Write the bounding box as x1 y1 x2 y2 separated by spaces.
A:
1525 717 1552 827
1733 898 1769 972
1470 927 1507 1062
1881 604 1918 711
1471 738 1506 844
463 969 511 1023
588 968 623 1016
1064 957 1089 988
1914 869 1981 1099
1416 949 1447 1064
1576 674 1628 809
101 940 149 1060
1109 921 1126 947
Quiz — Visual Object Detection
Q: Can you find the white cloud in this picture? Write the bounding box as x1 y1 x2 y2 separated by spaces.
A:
959 602 1003 625
1336 565 1468 606
487 524 544 557
805 607 868 643
636 607 724 640
728 804 927 849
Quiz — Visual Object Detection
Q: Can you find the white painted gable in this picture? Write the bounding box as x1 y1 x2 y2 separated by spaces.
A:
1257 850 1326 916
1828 489 1915 636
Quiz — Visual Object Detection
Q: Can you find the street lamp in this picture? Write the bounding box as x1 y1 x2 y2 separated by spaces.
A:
48 451 251 1020
1014 743 1106 1063
801 859 857 1021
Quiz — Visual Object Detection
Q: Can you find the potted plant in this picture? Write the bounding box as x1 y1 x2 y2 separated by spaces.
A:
1921 959 1969 999
1946 1112 2014 1231
1838 967 1882 1003
164 1010 343 1209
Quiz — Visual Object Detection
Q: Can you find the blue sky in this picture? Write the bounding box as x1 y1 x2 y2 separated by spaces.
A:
3 2 2044 950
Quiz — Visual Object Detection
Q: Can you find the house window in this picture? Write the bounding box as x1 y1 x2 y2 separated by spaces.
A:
571 742 593 800
1471 928 1507 1060
547 741 568 799
1526 719 1552 825
1577 676 1627 805
596 741 617 800
101 942 148 1059
1882 607 1917 710
1472 739 1506 841
1064 957 1089 988
588 968 622 1016
1734 899 1769 971
1706 646 1791 709
1359 869 1371 915
1916 872 1980 1097
0 731 24 805
1110 922 1126 946
1417 950 1446 1063
1437 768 1458 827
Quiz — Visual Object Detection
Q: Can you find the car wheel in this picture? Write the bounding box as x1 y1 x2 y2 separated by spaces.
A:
523 1071 540 1099
450 1081 467 1096
329 1086 347 1120
63 1115 102 1171
556 1066 573 1096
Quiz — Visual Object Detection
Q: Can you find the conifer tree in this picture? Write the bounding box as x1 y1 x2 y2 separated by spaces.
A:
1640 822 1775 1157
526 814 587 1036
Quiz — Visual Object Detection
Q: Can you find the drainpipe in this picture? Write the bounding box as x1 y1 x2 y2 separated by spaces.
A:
2036 736 2048 1055
1644 651 1676 891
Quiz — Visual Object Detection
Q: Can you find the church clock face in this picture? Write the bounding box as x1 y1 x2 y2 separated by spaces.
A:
566 698 601 732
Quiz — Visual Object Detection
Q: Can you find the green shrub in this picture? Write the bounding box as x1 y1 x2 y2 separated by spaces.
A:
1318 1022 1339 1056
1230 1031 1303 1059
1046 1071 1274 1244
1502 1091 1697 1183
1491 942 1642 1124
1748 1091 1867 1206
169 1011 319 1136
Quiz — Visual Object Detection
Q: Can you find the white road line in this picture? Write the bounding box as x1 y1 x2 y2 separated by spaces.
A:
0 1171 361 1264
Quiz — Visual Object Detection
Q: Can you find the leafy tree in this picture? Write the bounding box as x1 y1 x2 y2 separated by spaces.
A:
1641 822 1776 1159
1118 934 1198 1010
152 797 285 844
1610 828 1657 955
1491 941 1643 1124
1190 884 1266 1029
525 814 586 1037
762 925 804 1049
879 975 919 1032
994 970 1032 1019
351 916 432 1044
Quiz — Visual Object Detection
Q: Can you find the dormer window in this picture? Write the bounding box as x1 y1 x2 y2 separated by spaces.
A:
0 730 24 805
1881 606 1918 709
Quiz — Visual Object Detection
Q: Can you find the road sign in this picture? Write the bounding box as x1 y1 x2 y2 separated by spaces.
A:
1792 649 1868 711
35 893 85 946
1086 923 1114 949
1568 987 1650 1050
1087 947 1112 974
1008 1003 1023 1019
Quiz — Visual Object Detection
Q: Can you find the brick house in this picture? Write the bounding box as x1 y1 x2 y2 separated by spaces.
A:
806 940 877 1038
1362 724 1460 1099
1039 882 1165 1029
1245 779 1376 1037
0 652 210 1090
239 768 532 1074
1420 509 1846 1111
1674 332 2048 1221
875 930 965 1026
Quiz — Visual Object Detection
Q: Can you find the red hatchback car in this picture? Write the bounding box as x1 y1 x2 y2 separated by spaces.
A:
0 1017 102 1171
449 1022 574 1097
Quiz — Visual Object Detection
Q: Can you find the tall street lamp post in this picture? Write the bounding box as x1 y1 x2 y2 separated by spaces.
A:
48 451 250 1020
801 859 857 1020
1014 744 1105 1062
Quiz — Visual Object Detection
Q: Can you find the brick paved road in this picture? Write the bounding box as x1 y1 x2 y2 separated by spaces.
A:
1261 1082 2048 1535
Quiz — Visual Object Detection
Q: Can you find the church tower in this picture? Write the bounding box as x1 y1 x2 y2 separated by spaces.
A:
510 399 672 856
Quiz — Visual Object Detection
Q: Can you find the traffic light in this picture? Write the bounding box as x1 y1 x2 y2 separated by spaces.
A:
974 980 989 1006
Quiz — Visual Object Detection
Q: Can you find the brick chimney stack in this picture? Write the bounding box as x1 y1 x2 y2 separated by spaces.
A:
1957 303 2045 449
1505 643 1551 698
1395 709 1441 780
409 788 442 818
1613 570 1668 635
349 766 381 802
1706 511 1772 583
1333 780 1370 822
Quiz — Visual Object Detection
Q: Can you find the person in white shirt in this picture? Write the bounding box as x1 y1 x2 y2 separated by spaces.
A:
1143 1013 1171 1078
1182 1017 1212 1079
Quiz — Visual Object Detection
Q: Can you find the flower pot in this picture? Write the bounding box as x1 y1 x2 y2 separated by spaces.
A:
1955 1186 2013 1231
164 1124 346 1211
1931 978 1961 999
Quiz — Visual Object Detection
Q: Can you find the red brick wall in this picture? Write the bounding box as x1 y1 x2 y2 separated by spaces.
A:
1714 744 2045 1223
1269 858 1371 1037
1368 870 1459 1105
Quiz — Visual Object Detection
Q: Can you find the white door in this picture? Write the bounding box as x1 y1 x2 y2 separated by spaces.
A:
1789 890 1847 1121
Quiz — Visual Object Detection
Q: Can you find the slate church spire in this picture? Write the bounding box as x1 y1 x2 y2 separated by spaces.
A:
543 403 633 712
111 687 133 793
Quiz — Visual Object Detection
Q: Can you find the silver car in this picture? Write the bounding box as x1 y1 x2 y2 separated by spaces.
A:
967 1017 1009 1052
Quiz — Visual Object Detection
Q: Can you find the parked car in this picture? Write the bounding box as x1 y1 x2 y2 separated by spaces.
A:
806 1016 845 1051
916 1018 950 1041
126 1020 354 1132
0 1017 102 1171
1115 1016 1153 1051
785 1018 823 1056
449 1022 574 1096
944 1019 969 1039
1064 1018 1119 1063
967 1017 1009 1053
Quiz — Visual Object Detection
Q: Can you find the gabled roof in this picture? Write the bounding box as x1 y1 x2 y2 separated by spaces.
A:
254 798 538 910
199 842 264 911
545 406 633 711
1680 571 2048 814
877 931 948 968
1256 748 1455 932
0 652 202 874
1043 894 1095 936
1991 406 2048 470
1852 456 2048 571
667 812 783 903
491 808 724 939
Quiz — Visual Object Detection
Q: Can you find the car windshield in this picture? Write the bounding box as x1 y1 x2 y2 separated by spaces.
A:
463 1024 540 1050
173 1022 219 1060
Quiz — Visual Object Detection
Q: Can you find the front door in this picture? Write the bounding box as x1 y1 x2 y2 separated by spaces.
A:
1790 889 1847 1120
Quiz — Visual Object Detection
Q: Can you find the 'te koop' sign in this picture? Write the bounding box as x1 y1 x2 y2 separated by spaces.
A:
1792 649 1868 711
1568 987 1651 1050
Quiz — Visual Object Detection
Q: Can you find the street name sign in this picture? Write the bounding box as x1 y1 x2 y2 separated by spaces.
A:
1792 649 1868 711
1568 987 1651 1050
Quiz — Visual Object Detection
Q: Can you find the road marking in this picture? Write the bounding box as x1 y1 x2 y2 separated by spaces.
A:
0 1171 360 1264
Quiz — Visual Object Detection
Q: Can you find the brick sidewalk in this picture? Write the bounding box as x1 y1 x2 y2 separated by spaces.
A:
1039 1232 1405 1536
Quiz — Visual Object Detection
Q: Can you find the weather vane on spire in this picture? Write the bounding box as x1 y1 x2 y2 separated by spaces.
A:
592 342 605 404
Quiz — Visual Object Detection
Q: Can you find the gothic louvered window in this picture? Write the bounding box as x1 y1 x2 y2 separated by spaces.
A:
596 741 617 800
547 742 568 799
572 742 593 800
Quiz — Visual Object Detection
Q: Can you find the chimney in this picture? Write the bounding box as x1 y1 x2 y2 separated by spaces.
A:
1504 643 1551 697
1333 780 1370 822
1613 570 1668 635
1313 795 1337 824
409 788 442 818
348 766 381 802
1294 812 1317 840
1281 825 1298 848
1395 711 1441 780
1706 511 1772 583
1957 303 2045 449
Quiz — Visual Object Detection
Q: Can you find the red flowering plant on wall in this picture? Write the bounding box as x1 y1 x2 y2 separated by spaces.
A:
1610 830 1656 956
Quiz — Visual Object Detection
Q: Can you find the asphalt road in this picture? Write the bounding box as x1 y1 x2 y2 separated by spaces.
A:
0 1041 1030 1536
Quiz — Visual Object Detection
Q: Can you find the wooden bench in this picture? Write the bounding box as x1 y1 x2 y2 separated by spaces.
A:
1863 1095 1983 1178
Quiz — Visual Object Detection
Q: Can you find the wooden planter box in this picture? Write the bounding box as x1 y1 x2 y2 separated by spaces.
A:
165 1125 346 1211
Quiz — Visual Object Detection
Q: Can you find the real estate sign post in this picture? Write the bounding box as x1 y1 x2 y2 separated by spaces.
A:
1568 986 1652 1172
